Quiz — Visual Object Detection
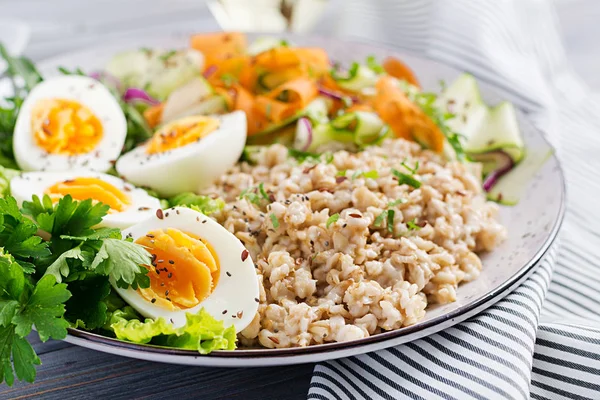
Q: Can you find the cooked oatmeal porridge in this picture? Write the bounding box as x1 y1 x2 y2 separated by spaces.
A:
202 138 506 348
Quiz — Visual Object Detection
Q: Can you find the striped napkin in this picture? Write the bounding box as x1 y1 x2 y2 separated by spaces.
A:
308 1 600 399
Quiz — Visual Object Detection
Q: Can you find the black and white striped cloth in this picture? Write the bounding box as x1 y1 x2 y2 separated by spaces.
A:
308 1 600 399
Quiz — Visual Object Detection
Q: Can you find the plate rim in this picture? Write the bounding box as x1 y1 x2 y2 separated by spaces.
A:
35 33 566 361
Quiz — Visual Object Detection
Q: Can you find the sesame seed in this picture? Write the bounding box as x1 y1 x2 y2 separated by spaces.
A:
167 273 172 278
169 260 174 264
157 259 164 263
196 216 200 221
226 271 232 277
176 210 180 214
165 212 169 217
202 220 207 224
222 310 227 315
165 290 169 296
146 234 155 238
151 298 156 303
237 311 243 318
254 297 259 303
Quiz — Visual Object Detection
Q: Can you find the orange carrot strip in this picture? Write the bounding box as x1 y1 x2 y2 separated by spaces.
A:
373 76 444 152
190 32 248 70
383 56 420 88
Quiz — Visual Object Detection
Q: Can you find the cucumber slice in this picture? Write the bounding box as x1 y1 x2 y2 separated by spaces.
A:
161 77 215 122
307 124 354 152
353 111 385 145
106 48 205 100
441 73 525 162
487 148 553 205
248 37 291 56
294 117 312 151
240 145 264 164
253 97 332 137
332 64 379 94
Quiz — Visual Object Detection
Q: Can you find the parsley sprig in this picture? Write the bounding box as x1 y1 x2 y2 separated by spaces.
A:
239 183 272 206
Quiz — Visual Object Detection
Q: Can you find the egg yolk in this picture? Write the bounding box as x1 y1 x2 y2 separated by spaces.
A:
146 116 220 154
31 98 103 155
45 177 130 212
135 228 220 310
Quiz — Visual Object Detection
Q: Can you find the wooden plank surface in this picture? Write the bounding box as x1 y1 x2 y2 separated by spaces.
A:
0 0 598 398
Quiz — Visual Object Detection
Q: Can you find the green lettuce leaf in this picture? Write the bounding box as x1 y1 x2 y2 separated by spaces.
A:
168 193 225 215
110 308 236 354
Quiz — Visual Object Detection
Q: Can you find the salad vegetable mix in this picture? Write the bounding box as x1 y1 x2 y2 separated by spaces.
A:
0 32 551 386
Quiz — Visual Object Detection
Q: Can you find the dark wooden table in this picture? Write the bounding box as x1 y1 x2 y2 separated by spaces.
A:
0 0 598 398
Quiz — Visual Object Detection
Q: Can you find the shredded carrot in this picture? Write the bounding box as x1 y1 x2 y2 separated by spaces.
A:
382 57 420 88
373 76 444 152
346 104 374 113
190 32 248 70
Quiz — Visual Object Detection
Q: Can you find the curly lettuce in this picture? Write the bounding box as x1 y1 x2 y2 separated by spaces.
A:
109 308 236 354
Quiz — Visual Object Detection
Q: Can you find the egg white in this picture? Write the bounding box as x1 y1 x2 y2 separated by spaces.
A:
113 206 259 332
10 170 161 230
115 110 247 197
13 75 127 172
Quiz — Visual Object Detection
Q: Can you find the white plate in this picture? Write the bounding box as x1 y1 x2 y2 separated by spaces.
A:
35 33 565 367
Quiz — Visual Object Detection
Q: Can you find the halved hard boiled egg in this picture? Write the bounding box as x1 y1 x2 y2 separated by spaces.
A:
10 171 161 229
113 207 259 332
116 110 246 197
13 75 127 172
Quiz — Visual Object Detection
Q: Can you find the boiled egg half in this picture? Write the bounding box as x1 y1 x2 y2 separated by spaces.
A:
113 206 259 332
10 171 161 229
13 75 127 172
116 110 246 197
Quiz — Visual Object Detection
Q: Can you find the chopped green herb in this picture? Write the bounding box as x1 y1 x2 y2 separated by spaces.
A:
410 89 467 161
269 213 280 229
365 55 385 74
374 210 386 228
326 213 340 228
362 170 379 179
159 50 177 62
220 73 237 87
258 183 270 201
57 66 85 76
407 219 422 231
400 159 419 174
288 148 321 163
391 168 422 188
336 170 347 177
386 209 395 233
387 199 407 207
324 152 334 164
331 62 359 81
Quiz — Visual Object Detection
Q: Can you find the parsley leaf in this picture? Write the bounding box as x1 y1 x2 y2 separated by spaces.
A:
326 213 340 228
91 238 151 290
391 168 422 188
12 275 71 341
0 196 50 273
374 210 387 228
65 276 111 330
0 251 70 386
